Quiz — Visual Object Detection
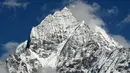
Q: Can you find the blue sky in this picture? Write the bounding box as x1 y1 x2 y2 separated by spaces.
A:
0 0 130 60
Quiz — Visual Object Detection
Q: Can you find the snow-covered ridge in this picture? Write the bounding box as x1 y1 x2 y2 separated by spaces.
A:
7 7 130 73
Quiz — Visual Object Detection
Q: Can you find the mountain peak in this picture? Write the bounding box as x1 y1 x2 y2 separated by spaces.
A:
62 7 69 10
7 7 130 73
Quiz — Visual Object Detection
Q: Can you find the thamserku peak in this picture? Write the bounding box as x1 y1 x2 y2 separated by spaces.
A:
5 7 130 73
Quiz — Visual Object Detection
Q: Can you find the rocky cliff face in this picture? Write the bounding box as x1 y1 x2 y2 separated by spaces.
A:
7 7 130 73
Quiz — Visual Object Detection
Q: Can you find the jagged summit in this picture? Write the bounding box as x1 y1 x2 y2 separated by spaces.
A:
7 7 130 73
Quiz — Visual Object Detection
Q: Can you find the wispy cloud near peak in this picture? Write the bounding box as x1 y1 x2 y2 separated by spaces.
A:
0 42 19 61
112 35 130 48
67 0 104 28
1 0 29 9
107 6 118 15
117 14 130 30
122 14 130 23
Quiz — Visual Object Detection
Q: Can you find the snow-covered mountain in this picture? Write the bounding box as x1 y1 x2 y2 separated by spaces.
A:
7 7 130 73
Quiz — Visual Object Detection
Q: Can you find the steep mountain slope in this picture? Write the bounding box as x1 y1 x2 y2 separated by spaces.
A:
7 7 130 73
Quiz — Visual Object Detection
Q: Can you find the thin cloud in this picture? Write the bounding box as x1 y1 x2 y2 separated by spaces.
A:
41 4 47 12
122 14 130 24
0 61 8 73
1 0 29 9
36 4 47 22
107 6 118 15
117 14 130 30
0 42 19 61
97 6 118 19
67 0 104 28
112 35 130 48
